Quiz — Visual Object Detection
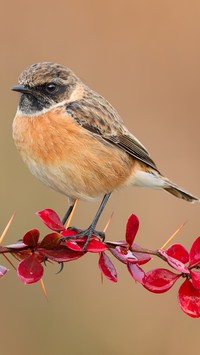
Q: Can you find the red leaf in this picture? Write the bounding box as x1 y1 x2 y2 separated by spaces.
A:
86 239 107 252
127 263 145 283
62 229 107 252
23 229 40 246
159 249 189 274
189 237 200 267
62 229 85 250
109 247 127 264
191 270 200 290
106 240 128 248
0 265 8 278
6 241 27 249
61 228 79 237
38 247 84 262
166 244 189 264
131 243 152 265
109 246 137 264
65 240 83 251
126 214 139 245
36 209 65 231
126 250 140 263
178 279 200 318
11 250 32 261
110 244 150 265
17 254 44 284
66 239 107 252
98 252 117 282
143 268 180 293
39 233 61 248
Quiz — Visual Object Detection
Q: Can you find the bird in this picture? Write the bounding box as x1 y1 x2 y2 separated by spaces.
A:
12 62 199 247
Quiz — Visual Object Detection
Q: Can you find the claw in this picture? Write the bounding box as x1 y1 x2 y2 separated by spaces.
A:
43 256 48 266
56 262 64 274
68 226 105 240
61 228 105 251
61 193 111 250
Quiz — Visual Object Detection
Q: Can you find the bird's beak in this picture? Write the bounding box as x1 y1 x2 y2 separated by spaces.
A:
11 85 33 95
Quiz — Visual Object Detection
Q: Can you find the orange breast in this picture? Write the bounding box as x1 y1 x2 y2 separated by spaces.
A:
12 107 134 199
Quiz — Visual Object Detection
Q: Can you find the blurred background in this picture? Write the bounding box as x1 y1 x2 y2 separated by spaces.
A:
1 0 200 354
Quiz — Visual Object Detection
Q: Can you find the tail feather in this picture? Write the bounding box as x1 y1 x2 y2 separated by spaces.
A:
164 181 199 203
133 170 199 202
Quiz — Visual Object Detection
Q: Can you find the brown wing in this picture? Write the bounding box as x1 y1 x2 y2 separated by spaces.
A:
104 134 158 171
65 92 159 171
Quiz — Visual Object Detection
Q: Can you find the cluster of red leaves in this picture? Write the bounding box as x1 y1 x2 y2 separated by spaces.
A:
1 209 200 318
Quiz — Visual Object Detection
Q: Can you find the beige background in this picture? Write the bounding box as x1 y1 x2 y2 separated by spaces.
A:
1 1 200 354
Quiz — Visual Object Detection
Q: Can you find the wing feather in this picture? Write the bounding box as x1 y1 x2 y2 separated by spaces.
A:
65 92 159 172
105 134 158 170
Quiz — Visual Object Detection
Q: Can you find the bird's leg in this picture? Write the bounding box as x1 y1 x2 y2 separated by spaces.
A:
62 203 74 225
61 192 111 250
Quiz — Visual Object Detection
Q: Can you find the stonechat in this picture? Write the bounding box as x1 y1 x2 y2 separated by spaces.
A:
12 62 199 245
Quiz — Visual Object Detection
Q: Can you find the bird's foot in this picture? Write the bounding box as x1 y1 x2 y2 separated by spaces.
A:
60 226 105 251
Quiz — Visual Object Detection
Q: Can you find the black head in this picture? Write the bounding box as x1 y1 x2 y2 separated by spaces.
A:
12 62 79 114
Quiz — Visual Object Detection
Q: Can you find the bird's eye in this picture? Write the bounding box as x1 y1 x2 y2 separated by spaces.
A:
45 83 58 94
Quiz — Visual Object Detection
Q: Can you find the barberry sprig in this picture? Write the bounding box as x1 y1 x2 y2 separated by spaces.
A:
1 209 200 318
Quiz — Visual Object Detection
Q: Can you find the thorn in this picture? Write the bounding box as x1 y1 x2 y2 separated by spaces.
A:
40 278 48 301
11 253 21 262
2 253 16 270
100 271 104 284
66 199 79 229
161 221 187 249
103 211 114 234
0 212 15 244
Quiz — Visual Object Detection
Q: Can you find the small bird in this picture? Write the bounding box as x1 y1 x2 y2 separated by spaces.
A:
12 62 199 245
